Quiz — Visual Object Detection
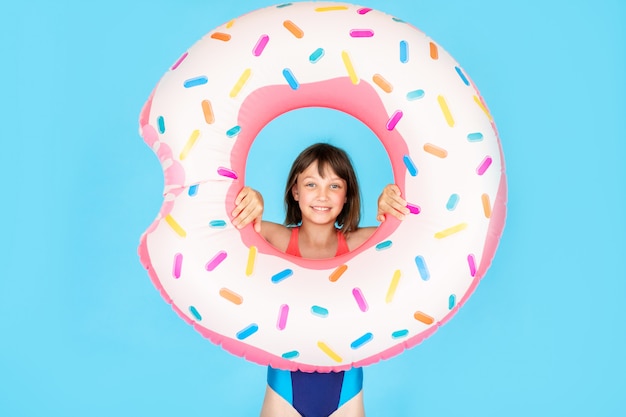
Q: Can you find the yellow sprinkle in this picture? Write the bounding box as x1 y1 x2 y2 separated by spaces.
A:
473 95 493 121
219 288 243 305
225 19 235 29
423 143 448 158
341 51 359 85
179 129 200 160
437 95 454 127
329 264 348 282
373 74 393 93
165 214 186 238
230 68 252 98
201 100 214 124
245 246 257 276
434 223 468 239
317 341 343 363
481 193 492 218
315 6 349 11
385 270 402 303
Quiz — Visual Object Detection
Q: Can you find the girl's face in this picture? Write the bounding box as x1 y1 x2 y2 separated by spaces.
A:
292 161 347 227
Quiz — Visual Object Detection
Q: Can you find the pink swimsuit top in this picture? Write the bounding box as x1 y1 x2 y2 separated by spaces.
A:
285 227 350 257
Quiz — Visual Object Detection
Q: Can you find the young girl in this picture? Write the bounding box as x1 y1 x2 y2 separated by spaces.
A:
231 143 408 417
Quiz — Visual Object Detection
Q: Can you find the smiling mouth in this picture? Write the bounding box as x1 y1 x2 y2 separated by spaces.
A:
311 206 331 212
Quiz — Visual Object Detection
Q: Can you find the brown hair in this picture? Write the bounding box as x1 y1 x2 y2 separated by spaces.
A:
284 143 361 233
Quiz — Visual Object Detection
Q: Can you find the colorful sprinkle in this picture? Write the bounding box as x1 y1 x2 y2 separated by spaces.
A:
474 95 493 120
225 19 235 28
282 68 299 90
385 270 401 303
477 156 493 175
236 323 259 340
229 68 252 98
172 253 183 278
467 132 484 142
414 256 430 281
446 194 460 211
429 42 438 59
403 155 418 176
399 40 409 63
437 95 455 127
206 251 227 272
329 264 348 282
201 100 215 124
245 246 257 276
272 269 293 284
252 34 270 56
376 240 393 251
189 306 202 321
277 304 289 330
373 74 393 93
352 287 368 312
171 52 188 70
183 76 208 88
276 3 293 8
392 329 409 339
350 333 373 349
210 32 231 41
309 48 325 63
357 7 372 14
311 305 329 318
482 193 492 218
467 254 477 276
226 125 241 137
315 6 349 12
165 214 186 237
219 287 243 305
423 143 448 158
282 350 299 359
386 110 403 130
179 129 200 160
209 220 227 228
217 167 238 179
341 51 359 85
317 341 343 363
188 184 199 196
414 311 434 325
455 66 470 86
283 20 304 38
350 29 374 37
449 294 457 310
434 223 468 239
406 89 425 100
406 203 421 214
157 116 165 133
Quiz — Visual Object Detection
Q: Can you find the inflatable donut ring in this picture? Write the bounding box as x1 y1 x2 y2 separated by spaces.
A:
138 2 507 372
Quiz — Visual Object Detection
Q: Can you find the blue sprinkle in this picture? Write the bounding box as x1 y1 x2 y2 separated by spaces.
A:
226 125 241 137
392 329 409 339
403 154 418 176
467 132 484 142
183 76 208 88
282 350 300 359
209 220 227 228
392 17 405 23
272 269 293 284
406 89 425 100
309 48 325 63
277 3 293 8
282 68 299 90
157 116 165 133
351 332 373 349
414 256 430 281
189 306 202 321
399 40 408 63
188 184 199 197
236 323 259 340
455 66 470 86
311 305 329 318
449 294 457 310
446 194 460 211
375 240 393 251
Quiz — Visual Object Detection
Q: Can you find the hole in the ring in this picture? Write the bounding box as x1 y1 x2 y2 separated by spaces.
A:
245 107 394 255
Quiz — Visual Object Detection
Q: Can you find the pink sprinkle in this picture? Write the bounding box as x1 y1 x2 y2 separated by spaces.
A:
406 203 421 214
357 7 373 14
476 156 493 175
206 251 227 272
252 34 270 57
277 304 289 330
171 52 188 70
172 253 183 278
467 254 477 277
352 288 369 312
386 110 403 131
350 29 374 37
217 167 238 179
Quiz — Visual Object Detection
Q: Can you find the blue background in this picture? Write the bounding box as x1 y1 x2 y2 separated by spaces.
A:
2 0 624 416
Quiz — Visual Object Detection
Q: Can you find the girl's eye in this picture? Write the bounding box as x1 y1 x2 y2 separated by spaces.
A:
305 183 315 188
330 184 341 189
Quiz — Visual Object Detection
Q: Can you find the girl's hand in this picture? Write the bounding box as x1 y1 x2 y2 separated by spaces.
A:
376 184 410 222
232 187 264 232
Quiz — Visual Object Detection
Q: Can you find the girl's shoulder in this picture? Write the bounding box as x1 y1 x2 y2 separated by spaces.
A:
345 226 377 251
261 221 292 253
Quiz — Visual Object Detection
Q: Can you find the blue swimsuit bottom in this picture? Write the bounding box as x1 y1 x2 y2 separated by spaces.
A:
267 366 363 417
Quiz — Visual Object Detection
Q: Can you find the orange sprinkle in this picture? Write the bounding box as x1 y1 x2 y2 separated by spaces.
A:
414 311 434 325
201 100 214 124
482 193 492 218
283 20 304 38
429 42 438 59
219 288 243 305
211 32 231 41
423 143 448 158
329 264 348 282
372 74 393 93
